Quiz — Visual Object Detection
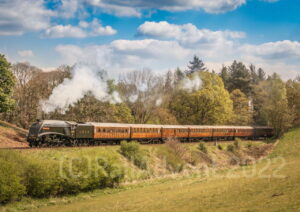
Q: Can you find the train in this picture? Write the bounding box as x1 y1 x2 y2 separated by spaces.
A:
26 120 274 147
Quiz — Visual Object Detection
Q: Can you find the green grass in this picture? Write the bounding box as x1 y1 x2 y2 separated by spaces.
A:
1 135 297 211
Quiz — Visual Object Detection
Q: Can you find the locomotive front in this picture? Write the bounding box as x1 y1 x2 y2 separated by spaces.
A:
27 120 76 147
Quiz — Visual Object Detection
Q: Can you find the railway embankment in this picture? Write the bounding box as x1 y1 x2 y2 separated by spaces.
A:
0 133 274 207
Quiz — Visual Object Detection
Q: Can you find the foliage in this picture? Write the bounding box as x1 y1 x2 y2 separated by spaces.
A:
253 74 293 137
169 72 233 125
120 141 148 169
186 55 206 75
234 138 240 149
0 149 125 204
156 146 185 173
227 144 235 152
198 142 208 154
0 54 15 113
230 89 252 125
0 158 25 204
217 144 223 150
286 79 300 125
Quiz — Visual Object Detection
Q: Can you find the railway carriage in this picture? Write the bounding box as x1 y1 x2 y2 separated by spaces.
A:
27 120 274 147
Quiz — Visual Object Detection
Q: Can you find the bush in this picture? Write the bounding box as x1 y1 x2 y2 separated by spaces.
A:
227 144 235 152
234 138 241 149
0 158 26 204
120 141 148 169
247 142 252 148
156 146 184 173
198 142 208 154
217 144 223 150
0 149 125 204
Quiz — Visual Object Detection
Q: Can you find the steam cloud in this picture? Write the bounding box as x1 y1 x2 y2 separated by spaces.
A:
41 63 121 113
181 75 202 92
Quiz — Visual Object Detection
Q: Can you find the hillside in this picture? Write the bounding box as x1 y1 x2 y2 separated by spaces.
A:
0 120 28 148
2 127 299 212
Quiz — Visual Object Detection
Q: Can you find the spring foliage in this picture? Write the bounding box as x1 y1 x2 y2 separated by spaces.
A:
0 54 15 113
169 72 233 125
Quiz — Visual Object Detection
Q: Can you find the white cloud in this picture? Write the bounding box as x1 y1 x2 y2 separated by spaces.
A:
86 0 246 15
241 40 300 61
55 22 300 80
49 0 250 19
44 19 116 38
0 0 54 36
18 50 34 57
55 39 191 77
137 21 245 48
44 25 87 38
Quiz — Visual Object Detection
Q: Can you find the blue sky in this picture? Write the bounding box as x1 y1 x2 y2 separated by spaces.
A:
0 0 300 79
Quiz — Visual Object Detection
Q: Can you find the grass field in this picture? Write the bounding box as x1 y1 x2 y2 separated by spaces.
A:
1 128 299 211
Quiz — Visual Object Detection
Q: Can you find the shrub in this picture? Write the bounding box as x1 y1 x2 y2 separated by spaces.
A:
0 158 26 204
120 141 147 169
165 139 187 159
217 144 223 150
234 138 241 149
247 142 252 148
227 144 235 152
156 146 184 172
198 142 208 154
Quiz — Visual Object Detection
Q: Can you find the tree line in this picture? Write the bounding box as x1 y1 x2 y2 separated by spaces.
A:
1 54 299 137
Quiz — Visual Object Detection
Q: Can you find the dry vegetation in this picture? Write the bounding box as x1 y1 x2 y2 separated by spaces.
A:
0 120 28 148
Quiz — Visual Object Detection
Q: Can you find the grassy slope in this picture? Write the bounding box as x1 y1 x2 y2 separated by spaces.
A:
0 120 28 148
22 128 300 212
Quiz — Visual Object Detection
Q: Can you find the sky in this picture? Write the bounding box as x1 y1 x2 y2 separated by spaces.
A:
0 0 300 79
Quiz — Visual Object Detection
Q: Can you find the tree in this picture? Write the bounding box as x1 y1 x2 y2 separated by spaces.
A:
230 89 252 125
186 55 206 75
286 79 300 125
219 66 229 90
118 69 164 123
227 60 252 95
253 74 292 137
169 72 233 125
0 55 15 113
3 63 70 128
257 68 266 81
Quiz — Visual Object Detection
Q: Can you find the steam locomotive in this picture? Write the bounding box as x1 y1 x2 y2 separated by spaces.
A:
27 120 274 147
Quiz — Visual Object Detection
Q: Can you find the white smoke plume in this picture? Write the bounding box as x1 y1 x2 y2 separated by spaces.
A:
155 97 163 106
128 94 138 103
41 63 121 113
181 75 202 92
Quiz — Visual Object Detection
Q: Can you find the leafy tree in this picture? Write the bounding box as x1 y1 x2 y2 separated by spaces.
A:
230 89 252 125
169 72 233 125
253 74 292 137
0 55 15 113
219 66 229 89
286 79 300 125
227 60 252 95
186 55 206 75
257 68 266 81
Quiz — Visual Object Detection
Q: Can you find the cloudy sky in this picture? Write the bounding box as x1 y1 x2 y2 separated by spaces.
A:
0 0 300 79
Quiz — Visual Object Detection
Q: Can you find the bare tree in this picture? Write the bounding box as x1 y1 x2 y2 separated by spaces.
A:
118 69 165 123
